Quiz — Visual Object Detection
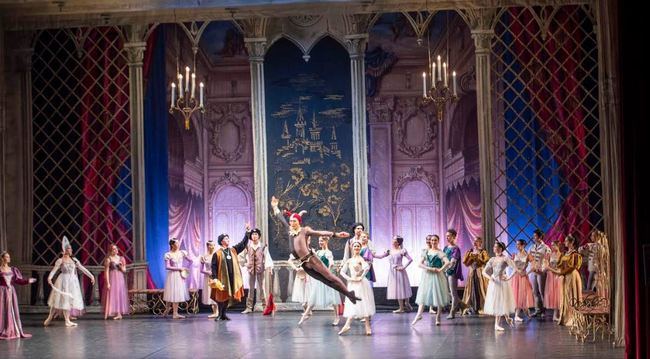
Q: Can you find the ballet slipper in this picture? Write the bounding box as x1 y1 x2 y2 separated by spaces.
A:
208 313 219 318
113 315 122 320
435 318 441 326
365 329 372 336
429 308 436 314
43 318 52 327
298 313 310 325
494 324 505 331
514 316 523 322
332 318 340 326
392 308 404 313
172 314 185 319
65 321 78 327
338 325 351 335
411 315 423 326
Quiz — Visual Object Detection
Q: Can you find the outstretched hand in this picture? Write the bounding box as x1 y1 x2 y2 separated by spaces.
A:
271 196 279 208
245 221 251 231
335 231 350 238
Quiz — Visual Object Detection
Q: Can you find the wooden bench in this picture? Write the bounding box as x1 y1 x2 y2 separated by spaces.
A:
128 289 199 315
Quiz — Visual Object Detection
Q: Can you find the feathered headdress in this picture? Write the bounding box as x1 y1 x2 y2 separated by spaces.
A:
284 209 307 225
61 235 71 253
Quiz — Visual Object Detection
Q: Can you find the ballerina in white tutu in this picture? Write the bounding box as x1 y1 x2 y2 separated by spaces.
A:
482 241 517 331
299 236 342 326
338 240 375 336
43 236 95 327
412 234 450 326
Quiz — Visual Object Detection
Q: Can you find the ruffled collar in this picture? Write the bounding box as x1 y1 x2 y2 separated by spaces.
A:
289 227 302 236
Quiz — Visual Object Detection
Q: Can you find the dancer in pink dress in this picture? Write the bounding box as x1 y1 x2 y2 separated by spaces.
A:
511 239 534 322
542 241 564 322
102 244 129 320
1 251 37 340
374 236 413 313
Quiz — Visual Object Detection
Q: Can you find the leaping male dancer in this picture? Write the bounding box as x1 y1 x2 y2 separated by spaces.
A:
271 196 361 304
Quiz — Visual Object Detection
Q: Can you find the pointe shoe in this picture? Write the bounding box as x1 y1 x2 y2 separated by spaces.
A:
65 321 78 327
241 308 253 314
446 313 455 319
429 308 437 314
298 313 310 325
43 318 52 327
505 317 514 327
435 318 441 326
332 318 340 326
392 308 405 313
172 314 185 319
208 313 219 318
411 315 423 326
494 324 505 331
365 329 372 336
113 315 122 320
514 316 523 322
338 325 351 335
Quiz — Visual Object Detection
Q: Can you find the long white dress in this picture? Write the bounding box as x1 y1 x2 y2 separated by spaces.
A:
47 258 92 315
341 257 375 318
163 250 190 303
307 249 342 309
483 254 517 316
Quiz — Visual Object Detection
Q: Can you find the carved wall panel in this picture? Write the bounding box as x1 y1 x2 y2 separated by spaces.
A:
207 102 250 163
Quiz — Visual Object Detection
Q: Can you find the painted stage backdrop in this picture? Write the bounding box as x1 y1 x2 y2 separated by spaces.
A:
265 37 355 259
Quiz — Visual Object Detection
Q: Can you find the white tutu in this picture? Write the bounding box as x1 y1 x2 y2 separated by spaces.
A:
291 272 310 303
415 270 449 307
343 277 375 318
48 273 84 311
308 277 341 309
483 278 516 315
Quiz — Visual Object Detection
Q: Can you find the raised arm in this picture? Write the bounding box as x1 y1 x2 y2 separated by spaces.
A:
271 196 289 230
373 249 390 259
233 231 250 254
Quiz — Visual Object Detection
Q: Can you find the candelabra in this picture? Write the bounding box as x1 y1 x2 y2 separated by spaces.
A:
170 65 205 130
421 54 458 121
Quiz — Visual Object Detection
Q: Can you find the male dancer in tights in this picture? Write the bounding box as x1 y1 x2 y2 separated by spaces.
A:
271 196 360 303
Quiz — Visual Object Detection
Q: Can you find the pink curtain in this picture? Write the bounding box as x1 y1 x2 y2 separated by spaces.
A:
446 179 482 282
509 7 592 243
168 190 204 289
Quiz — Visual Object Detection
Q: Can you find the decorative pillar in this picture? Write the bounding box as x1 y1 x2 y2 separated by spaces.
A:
0 25 6 251
124 25 148 290
245 37 269 240
472 28 496 251
437 121 446 234
345 34 370 226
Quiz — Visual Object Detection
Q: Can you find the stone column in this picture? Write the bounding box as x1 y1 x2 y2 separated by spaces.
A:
0 25 6 251
245 37 269 240
124 25 148 290
472 29 496 251
345 34 370 226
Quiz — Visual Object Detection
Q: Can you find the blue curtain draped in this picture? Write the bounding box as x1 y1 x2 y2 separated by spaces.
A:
144 26 169 288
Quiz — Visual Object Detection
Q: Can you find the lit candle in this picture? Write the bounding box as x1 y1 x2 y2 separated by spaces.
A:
437 55 442 81
422 72 426 98
453 71 457 96
191 73 196 99
432 63 436 88
199 82 204 108
178 74 183 99
171 83 176 108
185 66 190 94
443 62 448 87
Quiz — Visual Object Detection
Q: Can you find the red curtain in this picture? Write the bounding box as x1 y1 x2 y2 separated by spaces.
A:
446 179 482 282
509 7 592 243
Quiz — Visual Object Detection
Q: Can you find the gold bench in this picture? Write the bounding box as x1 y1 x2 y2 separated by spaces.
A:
569 294 612 343
128 289 200 315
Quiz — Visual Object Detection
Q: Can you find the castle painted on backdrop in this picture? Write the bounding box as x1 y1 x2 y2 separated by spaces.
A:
276 100 342 164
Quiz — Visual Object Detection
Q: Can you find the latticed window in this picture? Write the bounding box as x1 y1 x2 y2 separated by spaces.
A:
32 27 133 266
491 5 602 250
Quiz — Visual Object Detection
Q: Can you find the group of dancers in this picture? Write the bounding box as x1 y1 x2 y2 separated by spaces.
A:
0 196 605 339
